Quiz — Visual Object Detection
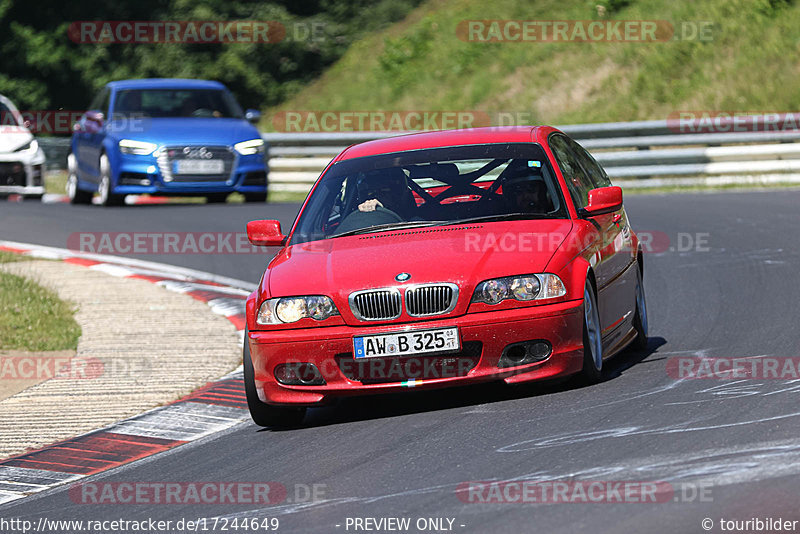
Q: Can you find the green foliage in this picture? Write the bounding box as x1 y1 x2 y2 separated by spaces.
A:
0 0 423 115
269 0 800 126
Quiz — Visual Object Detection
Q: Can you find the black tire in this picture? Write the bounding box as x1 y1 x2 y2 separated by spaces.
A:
205 193 228 204
580 276 603 384
243 192 267 203
243 332 306 428
631 261 649 351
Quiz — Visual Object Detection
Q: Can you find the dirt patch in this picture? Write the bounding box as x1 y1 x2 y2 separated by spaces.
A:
0 350 76 401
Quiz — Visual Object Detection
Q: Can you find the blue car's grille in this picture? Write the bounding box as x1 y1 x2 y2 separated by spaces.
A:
157 145 235 183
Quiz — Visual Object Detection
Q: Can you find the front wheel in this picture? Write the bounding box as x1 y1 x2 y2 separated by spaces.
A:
580 277 603 383
67 153 92 205
243 331 306 428
98 155 124 207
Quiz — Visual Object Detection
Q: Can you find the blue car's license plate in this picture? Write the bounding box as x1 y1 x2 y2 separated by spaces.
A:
175 159 224 174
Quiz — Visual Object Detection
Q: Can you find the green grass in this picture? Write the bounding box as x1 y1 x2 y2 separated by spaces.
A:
0 269 81 351
0 252 30 264
263 0 800 129
268 190 310 203
44 170 67 196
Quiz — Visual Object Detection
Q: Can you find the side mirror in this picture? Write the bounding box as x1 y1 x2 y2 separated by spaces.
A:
84 110 104 125
247 220 285 247
245 109 261 125
582 186 623 217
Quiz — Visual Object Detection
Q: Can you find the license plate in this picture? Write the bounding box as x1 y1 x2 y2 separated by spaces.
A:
353 327 459 359
175 159 224 174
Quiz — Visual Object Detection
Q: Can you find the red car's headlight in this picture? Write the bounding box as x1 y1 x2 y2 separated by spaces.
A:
257 295 339 325
471 274 566 305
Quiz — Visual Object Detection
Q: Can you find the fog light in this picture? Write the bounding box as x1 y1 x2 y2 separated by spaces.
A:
274 363 325 385
498 340 552 368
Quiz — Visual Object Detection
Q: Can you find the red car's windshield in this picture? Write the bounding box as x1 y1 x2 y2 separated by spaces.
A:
290 143 569 245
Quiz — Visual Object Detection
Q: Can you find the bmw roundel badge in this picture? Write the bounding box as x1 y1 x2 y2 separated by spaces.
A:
395 272 411 282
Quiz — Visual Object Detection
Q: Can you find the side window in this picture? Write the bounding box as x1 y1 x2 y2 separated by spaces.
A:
327 178 348 224
0 102 14 126
568 137 611 187
549 134 594 209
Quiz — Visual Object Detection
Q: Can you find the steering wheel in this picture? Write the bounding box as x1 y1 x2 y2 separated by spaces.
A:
333 206 403 235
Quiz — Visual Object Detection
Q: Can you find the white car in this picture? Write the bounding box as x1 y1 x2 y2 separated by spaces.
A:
0 94 46 197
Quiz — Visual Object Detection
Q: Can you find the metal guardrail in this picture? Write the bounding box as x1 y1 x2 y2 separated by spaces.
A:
262 116 800 191
38 115 800 192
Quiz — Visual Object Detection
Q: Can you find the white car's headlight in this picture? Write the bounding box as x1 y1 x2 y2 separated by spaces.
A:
119 139 157 155
257 296 339 325
14 139 38 154
472 274 566 305
234 138 265 155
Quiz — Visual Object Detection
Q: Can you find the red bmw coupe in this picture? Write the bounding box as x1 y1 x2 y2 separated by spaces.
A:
244 126 647 427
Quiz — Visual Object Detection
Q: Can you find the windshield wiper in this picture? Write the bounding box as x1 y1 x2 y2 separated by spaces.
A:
332 221 446 238
442 213 555 225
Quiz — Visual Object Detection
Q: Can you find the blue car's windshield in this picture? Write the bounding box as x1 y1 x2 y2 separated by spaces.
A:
112 89 244 119
290 143 569 245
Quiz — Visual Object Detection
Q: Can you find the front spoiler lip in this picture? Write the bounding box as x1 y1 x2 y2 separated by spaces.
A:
249 298 585 405
0 185 45 194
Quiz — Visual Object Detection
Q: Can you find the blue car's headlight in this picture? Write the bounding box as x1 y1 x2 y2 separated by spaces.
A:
234 139 265 156
119 139 157 156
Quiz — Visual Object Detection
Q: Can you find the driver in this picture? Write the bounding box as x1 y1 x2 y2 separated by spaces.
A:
180 96 199 117
356 168 413 217
504 176 551 213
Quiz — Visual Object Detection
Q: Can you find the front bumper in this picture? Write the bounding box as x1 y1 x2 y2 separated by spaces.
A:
0 152 45 195
248 299 585 406
110 153 268 195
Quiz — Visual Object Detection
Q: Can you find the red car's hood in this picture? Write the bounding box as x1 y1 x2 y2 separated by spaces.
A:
263 220 574 323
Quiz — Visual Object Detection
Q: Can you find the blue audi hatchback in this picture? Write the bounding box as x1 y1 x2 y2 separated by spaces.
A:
68 79 268 206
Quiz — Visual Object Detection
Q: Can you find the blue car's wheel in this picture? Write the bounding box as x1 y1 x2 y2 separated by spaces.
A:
67 153 92 205
98 154 124 207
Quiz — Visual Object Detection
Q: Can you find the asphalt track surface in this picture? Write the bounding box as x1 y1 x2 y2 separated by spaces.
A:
2 191 800 533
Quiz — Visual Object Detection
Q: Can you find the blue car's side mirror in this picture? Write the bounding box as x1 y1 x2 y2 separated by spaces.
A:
245 109 261 125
